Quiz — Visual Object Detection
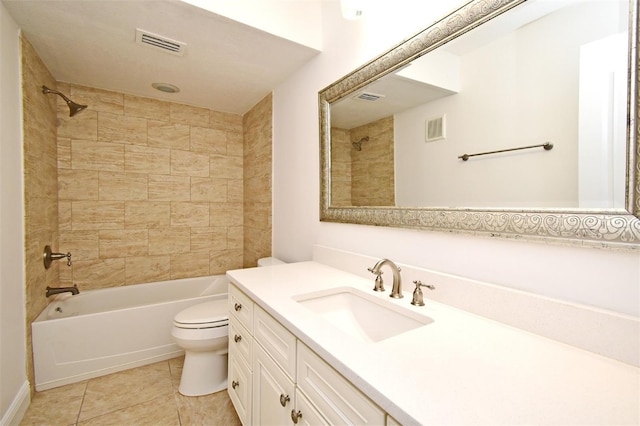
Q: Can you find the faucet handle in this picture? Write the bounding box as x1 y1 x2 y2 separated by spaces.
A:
367 267 385 292
411 280 435 306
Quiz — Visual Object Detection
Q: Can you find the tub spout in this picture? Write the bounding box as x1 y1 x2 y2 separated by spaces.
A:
46 285 79 297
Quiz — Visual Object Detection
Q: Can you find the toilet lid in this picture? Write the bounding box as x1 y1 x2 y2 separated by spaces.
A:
174 300 228 328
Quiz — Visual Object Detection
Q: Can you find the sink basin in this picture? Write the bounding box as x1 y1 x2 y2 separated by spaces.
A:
294 287 433 343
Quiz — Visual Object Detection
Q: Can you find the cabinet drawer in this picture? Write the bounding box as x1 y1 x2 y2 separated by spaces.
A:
254 306 297 380
297 342 385 425
229 316 253 368
229 284 254 332
228 345 252 426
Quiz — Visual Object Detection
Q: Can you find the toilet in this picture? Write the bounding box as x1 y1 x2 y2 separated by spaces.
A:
172 299 229 396
172 257 284 396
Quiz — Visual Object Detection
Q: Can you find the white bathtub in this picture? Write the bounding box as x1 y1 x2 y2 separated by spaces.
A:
32 275 228 391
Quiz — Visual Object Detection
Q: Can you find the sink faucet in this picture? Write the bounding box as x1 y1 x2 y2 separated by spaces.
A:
45 285 79 298
368 259 403 299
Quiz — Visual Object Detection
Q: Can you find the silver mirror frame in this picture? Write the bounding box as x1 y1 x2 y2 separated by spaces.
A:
320 0 640 249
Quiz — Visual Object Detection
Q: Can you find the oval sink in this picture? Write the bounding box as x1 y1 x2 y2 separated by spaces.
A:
294 287 433 343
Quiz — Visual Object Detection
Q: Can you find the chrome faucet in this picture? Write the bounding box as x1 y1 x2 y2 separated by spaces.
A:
368 259 403 299
45 285 79 297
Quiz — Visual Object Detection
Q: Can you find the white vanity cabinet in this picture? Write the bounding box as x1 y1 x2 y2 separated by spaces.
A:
228 283 389 426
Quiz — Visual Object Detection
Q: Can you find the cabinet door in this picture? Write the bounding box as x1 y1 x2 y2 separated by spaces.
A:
291 390 330 426
252 343 295 426
297 342 385 425
228 346 252 426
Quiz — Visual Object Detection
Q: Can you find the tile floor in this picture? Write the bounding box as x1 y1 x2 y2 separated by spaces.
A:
20 357 241 426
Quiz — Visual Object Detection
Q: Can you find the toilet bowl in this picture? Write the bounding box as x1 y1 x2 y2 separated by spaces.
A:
171 299 229 396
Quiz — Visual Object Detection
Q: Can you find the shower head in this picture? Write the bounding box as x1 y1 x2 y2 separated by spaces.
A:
352 136 369 151
42 86 88 117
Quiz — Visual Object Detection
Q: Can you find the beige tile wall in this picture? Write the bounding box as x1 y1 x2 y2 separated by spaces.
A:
330 128 352 206
242 93 272 267
21 36 61 394
331 116 395 206
56 84 246 290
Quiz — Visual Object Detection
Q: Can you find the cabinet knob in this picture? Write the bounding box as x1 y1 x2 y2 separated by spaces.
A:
231 380 239 389
279 393 290 407
234 303 242 311
234 334 242 343
290 409 302 424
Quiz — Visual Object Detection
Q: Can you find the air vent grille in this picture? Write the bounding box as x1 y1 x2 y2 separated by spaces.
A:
426 115 446 142
136 29 186 56
355 92 384 101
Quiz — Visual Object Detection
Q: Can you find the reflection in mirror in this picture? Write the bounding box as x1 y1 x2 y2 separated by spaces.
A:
330 0 629 209
320 0 640 248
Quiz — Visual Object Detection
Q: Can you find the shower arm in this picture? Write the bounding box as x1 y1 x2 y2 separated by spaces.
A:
41 85 88 117
42 86 73 104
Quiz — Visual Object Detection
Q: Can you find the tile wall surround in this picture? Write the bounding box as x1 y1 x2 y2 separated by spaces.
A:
21 36 61 393
54 83 273 289
331 116 395 206
312 245 640 367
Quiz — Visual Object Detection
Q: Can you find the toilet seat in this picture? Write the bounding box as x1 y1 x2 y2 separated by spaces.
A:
173 299 228 329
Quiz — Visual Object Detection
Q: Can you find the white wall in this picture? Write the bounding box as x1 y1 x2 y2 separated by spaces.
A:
0 3 29 424
273 1 640 317
394 1 627 208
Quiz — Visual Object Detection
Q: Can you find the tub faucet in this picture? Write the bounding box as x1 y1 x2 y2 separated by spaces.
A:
368 259 403 299
46 285 79 297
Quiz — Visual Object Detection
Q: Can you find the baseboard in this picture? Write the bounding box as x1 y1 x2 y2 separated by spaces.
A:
0 381 30 426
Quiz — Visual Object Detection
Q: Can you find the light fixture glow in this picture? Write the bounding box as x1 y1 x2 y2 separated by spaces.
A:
152 82 180 93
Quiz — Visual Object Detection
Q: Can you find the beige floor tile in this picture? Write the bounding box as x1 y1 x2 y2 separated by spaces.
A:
174 389 241 426
20 381 87 426
168 356 184 390
78 361 173 422
77 394 179 426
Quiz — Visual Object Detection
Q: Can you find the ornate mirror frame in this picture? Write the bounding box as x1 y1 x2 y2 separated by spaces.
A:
319 0 640 249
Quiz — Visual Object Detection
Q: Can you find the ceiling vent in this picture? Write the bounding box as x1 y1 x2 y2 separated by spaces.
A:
355 92 384 101
136 29 186 56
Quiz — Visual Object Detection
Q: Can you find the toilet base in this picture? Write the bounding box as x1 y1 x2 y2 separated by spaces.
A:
179 351 228 397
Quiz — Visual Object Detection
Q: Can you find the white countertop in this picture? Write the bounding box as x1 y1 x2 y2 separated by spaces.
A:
227 261 640 425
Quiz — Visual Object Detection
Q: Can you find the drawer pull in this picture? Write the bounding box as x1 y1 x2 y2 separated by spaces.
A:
279 394 290 407
290 410 302 424
231 380 239 389
234 303 242 311
234 334 242 343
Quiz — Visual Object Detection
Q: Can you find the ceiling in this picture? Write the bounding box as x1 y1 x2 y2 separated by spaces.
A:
3 0 321 114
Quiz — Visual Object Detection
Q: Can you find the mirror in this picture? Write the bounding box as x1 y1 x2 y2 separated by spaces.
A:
320 0 640 248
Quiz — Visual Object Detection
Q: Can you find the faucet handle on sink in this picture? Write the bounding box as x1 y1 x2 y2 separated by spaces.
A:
367 267 385 292
411 280 435 306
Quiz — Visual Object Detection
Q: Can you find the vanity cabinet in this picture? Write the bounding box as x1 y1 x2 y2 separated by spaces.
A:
228 283 387 426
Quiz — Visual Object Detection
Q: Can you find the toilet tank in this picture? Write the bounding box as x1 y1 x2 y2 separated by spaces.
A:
257 257 285 267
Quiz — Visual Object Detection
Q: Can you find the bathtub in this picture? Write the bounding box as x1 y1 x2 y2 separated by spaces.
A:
32 275 228 391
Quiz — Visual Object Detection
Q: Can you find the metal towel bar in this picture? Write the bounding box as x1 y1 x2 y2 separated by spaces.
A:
458 142 553 161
